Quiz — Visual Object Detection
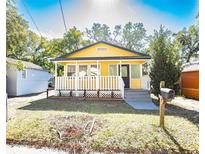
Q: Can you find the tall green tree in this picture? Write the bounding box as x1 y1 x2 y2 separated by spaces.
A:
175 24 199 63
48 38 64 57
121 22 147 51
6 0 29 59
62 27 89 53
112 25 122 44
149 26 180 95
24 31 55 72
86 23 112 42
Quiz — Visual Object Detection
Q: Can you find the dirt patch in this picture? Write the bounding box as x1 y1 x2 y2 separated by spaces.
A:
7 115 106 153
48 115 105 153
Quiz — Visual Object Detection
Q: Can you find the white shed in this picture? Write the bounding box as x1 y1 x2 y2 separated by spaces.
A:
6 57 52 96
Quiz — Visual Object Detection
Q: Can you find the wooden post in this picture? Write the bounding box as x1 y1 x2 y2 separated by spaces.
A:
84 89 86 97
54 62 57 91
75 61 79 96
111 91 114 98
160 96 165 127
96 60 99 90
160 81 165 89
6 93 8 122
47 89 49 99
159 81 165 128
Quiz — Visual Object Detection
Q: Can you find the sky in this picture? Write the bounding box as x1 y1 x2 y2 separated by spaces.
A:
16 0 198 39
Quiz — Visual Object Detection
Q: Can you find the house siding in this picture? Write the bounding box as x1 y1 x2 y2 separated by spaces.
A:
16 69 51 96
6 65 18 96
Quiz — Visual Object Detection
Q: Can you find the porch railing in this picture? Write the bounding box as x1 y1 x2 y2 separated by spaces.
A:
55 76 125 98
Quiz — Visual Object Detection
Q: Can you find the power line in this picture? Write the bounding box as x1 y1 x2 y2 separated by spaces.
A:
59 0 67 33
22 1 42 37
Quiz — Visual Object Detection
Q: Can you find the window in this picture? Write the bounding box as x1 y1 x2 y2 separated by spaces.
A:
90 65 99 76
96 47 107 52
121 66 128 77
109 65 118 76
131 64 141 79
21 70 27 79
79 65 88 76
67 65 76 76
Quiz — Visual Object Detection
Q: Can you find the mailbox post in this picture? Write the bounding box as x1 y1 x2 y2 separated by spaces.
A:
159 81 175 128
159 95 165 127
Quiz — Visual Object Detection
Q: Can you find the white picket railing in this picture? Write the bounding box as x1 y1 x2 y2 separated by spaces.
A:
55 76 125 98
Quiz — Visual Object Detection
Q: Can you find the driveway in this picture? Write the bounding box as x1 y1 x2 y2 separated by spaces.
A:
8 90 54 104
124 89 158 110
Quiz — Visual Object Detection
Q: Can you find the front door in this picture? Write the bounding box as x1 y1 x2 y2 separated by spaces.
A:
119 64 130 88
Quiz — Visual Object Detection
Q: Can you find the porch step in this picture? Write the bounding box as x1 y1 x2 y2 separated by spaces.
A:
125 98 152 102
125 94 151 98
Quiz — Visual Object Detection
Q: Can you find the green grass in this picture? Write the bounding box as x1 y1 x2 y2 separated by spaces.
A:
7 98 199 153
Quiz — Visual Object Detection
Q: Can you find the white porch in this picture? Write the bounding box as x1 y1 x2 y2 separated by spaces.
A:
54 59 127 99
55 76 125 99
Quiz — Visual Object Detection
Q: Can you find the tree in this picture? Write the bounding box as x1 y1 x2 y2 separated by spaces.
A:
85 22 148 52
149 26 181 95
86 23 112 42
21 31 55 73
112 25 122 44
62 27 88 53
6 0 29 59
121 22 147 52
47 38 64 57
175 24 199 63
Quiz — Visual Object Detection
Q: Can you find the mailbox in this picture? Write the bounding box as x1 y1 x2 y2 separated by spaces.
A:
160 88 175 100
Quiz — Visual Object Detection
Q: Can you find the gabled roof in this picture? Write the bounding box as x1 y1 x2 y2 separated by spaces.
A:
53 41 150 61
7 57 48 72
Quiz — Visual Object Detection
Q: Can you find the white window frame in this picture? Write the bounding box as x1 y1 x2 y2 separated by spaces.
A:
131 64 141 79
66 63 101 77
21 69 27 79
108 64 118 76
79 64 89 76
90 64 100 76
67 64 76 76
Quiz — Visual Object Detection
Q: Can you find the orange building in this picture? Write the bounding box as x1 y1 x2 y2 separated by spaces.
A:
181 62 199 100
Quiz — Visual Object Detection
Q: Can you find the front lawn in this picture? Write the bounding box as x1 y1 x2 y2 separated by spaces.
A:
7 98 199 153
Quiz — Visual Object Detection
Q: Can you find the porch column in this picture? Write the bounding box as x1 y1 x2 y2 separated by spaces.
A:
64 65 67 76
120 60 122 76
96 60 99 90
140 64 143 77
75 61 79 96
54 62 57 90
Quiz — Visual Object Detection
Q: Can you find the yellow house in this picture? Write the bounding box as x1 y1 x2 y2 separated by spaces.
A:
51 41 151 99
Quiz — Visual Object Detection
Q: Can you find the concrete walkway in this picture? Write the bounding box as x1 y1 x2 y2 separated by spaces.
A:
169 96 199 112
124 89 158 110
